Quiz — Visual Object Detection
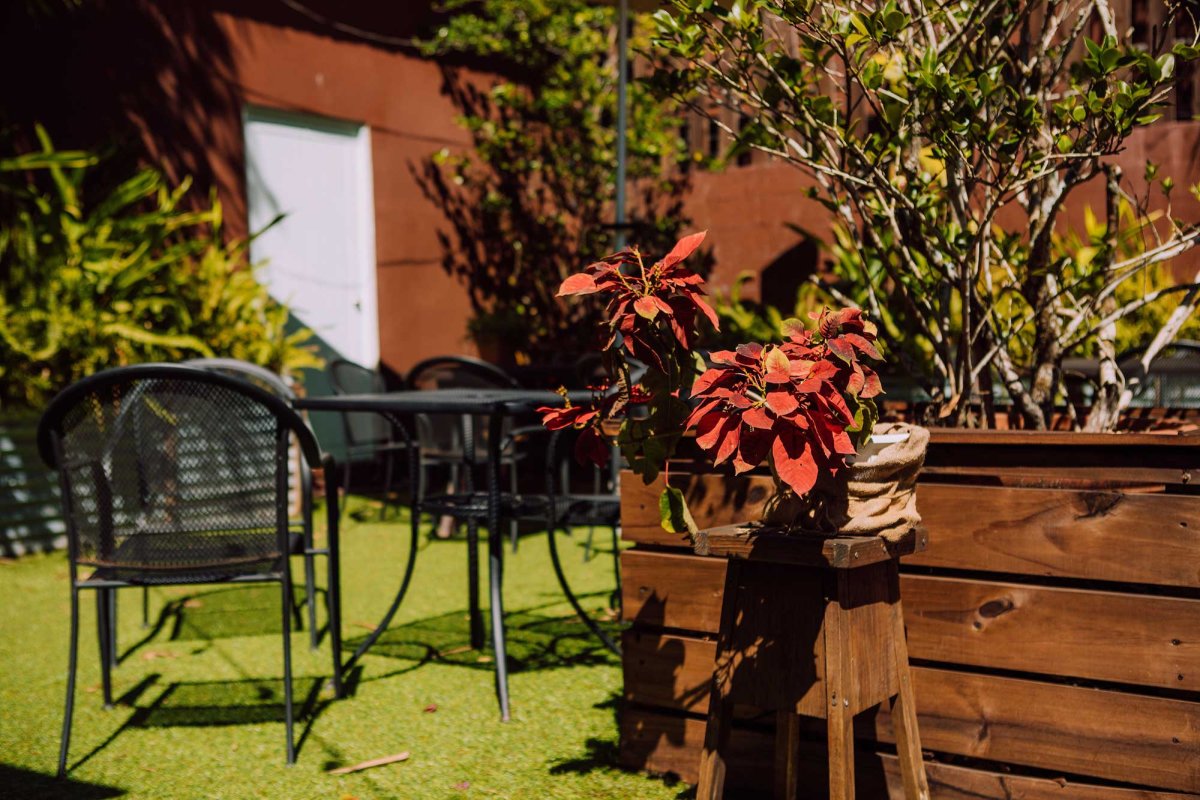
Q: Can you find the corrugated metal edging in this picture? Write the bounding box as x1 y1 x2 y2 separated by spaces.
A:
0 416 64 556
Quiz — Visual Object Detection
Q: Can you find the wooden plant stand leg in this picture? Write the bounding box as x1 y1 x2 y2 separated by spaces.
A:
824 569 856 800
773 710 800 800
887 561 930 800
691 526 929 800
695 561 744 800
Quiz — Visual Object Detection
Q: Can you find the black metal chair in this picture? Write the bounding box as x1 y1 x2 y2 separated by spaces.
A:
186 358 321 649
541 427 622 654
328 358 411 518
38 364 343 774
406 356 530 547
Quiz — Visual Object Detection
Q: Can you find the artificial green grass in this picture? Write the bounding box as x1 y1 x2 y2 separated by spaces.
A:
0 499 684 799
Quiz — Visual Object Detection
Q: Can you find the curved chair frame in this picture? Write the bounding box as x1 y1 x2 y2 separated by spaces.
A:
39 364 343 773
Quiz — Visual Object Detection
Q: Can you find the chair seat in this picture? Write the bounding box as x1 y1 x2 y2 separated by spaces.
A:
420 492 547 519
549 494 621 527
79 531 305 586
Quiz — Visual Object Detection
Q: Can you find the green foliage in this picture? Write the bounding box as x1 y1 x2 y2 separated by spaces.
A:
418 0 691 356
650 0 1200 428
0 126 321 411
707 270 832 351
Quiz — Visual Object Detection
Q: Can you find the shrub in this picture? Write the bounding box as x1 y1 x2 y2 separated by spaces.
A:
0 126 320 411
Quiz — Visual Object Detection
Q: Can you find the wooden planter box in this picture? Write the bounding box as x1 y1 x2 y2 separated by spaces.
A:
618 430 1200 798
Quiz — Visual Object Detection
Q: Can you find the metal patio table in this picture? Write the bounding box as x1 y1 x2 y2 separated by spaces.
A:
295 387 599 720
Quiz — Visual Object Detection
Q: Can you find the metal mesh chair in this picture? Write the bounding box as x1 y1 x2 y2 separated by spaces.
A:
328 358 411 517
38 364 343 774
407 356 529 546
185 358 321 649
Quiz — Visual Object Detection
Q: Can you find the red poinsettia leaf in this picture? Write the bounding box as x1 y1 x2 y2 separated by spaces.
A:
538 405 595 431
574 427 611 467
691 367 734 398
733 426 772 474
734 342 764 365
558 273 600 297
825 336 855 363
765 390 799 417
780 317 807 341
657 230 707 269
713 418 741 466
691 295 720 331
633 296 660 320
694 411 726 451
685 397 723 429
709 350 738 366
817 388 854 425
763 347 791 383
861 368 884 398
652 295 675 315
846 363 866 395
742 406 774 429
772 427 819 495
726 393 752 409
842 332 881 360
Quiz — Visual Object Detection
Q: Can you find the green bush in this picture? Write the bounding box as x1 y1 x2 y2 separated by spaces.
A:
0 126 320 411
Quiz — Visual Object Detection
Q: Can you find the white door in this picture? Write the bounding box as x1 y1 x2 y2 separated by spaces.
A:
244 106 379 365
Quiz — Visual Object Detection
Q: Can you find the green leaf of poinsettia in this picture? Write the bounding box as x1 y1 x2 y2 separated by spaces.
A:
659 486 698 537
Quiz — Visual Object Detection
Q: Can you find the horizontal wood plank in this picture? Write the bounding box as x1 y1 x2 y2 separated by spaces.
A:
622 551 1200 690
624 634 1200 791
619 706 1199 799
621 475 1200 588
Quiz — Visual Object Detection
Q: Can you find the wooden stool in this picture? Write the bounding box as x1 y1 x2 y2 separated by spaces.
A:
692 525 930 800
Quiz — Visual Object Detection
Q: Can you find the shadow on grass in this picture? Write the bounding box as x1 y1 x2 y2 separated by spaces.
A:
69 675 337 773
343 598 622 681
0 764 124 800
546 692 694 799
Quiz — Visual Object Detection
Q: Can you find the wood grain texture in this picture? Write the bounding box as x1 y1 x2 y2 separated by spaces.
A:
619 706 1199 799
693 524 926 568
908 484 1200 587
625 634 1200 792
622 477 1200 588
623 551 1200 691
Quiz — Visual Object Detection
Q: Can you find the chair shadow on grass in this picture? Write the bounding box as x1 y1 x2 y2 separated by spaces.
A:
343 592 623 684
72 582 344 772
0 764 125 800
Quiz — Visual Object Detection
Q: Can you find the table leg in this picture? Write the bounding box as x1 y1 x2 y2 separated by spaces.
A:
462 414 485 649
486 411 511 721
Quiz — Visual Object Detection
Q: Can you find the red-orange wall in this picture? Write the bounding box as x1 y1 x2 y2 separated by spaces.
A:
4 1 1198 376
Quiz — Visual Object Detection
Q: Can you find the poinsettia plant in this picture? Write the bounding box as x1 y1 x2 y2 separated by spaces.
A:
542 230 885 535
688 309 882 498
540 231 715 482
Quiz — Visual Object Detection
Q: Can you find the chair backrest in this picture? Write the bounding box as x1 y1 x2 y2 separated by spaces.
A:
37 364 320 577
328 358 391 448
184 358 296 399
406 356 520 454
406 355 520 392
185 358 312 517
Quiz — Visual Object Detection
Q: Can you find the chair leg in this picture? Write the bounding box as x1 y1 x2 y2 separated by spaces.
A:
96 590 113 709
610 525 623 615
141 586 150 629
108 589 119 668
327 500 344 698
280 579 296 765
380 449 396 521
509 465 519 553
466 518 484 649
488 514 511 721
304 551 318 651
58 589 80 778
341 459 353 522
